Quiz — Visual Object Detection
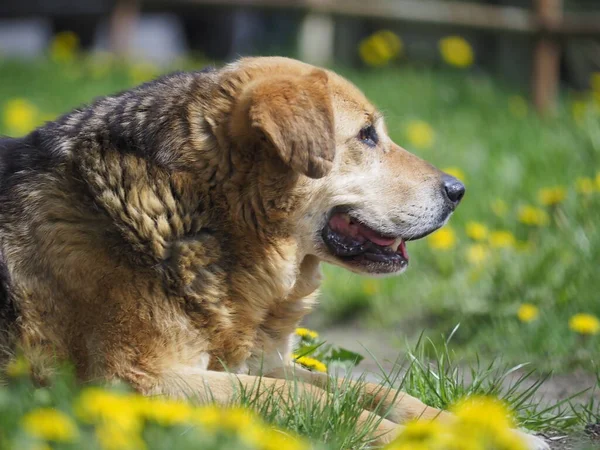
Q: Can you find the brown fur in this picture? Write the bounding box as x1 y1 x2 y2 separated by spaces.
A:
0 57 546 448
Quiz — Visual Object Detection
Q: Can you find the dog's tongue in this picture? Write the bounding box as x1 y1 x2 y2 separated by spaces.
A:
356 223 396 246
329 214 396 246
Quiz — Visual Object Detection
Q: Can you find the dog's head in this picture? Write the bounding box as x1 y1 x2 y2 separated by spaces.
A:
226 57 464 276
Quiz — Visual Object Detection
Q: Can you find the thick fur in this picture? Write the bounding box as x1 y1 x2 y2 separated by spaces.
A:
0 57 547 448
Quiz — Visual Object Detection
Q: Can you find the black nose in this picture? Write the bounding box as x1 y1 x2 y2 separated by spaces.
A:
442 175 465 205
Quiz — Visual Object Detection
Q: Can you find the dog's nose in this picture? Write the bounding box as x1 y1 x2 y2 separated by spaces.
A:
442 175 465 206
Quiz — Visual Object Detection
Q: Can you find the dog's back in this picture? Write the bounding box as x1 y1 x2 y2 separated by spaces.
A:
0 70 224 382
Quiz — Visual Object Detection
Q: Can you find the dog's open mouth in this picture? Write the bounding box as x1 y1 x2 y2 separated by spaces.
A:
321 210 409 274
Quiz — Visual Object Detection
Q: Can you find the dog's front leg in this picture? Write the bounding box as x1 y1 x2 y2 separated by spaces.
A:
265 365 549 450
126 367 400 447
264 364 448 423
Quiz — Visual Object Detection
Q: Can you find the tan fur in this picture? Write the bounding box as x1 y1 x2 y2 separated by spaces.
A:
0 57 546 448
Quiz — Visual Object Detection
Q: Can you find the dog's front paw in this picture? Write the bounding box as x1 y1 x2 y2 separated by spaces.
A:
514 430 550 450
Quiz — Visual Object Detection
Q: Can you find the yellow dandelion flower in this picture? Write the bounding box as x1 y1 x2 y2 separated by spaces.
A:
215 407 258 434
384 443 431 450
95 422 146 450
362 280 378 296
537 186 567 206
22 408 78 443
5 354 31 378
489 230 516 249
392 397 528 450
218 408 275 447
453 395 515 430
518 205 549 227
359 30 403 67
443 167 466 182
465 221 488 241
138 397 193 426
405 120 435 149
576 177 595 195
517 304 539 323
491 199 508 218
3 98 39 136
293 355 327 373
190 405 223 430
295 327 319 340
388 419 449 448
427 227 457 251
496 430 531 450
260 427 309 450
439 36 474 68
74 388 142 433
466 244 489 265
129 62 160 85
569 313 600 335
198 407 307 450
508 95 528 118
195 407 265 449
50 31 79 64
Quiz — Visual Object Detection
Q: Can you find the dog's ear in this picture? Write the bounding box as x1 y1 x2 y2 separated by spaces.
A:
233 70 335 179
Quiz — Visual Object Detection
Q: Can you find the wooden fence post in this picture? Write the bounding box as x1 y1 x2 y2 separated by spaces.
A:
532 0 563 114
108 0 140 57
298 12 335 65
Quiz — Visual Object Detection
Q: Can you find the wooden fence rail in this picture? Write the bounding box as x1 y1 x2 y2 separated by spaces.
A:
158 0 600 36
122 0 600 113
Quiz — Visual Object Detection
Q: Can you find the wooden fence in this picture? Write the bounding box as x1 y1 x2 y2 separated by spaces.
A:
111 0 600 114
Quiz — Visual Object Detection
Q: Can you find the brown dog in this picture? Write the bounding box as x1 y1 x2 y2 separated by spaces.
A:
0 57 546 448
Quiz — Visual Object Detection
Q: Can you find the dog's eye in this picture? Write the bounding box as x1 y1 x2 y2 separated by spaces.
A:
358 125 378 147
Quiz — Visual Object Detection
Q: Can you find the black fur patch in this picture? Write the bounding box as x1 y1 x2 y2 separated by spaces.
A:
0 248 17 347
0 135 57 191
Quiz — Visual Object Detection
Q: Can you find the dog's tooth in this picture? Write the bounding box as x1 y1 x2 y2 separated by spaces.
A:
341 213 351 224
390 237 403 251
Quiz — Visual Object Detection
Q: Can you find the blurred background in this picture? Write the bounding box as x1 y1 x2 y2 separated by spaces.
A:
1 0 599 379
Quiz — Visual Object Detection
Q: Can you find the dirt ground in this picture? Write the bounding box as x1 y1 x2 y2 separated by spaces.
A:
315 323 600 450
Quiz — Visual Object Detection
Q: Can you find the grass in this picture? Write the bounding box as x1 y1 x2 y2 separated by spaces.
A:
2 334 598 449
1 54 599 448
400 331 583 432
236 372 384 449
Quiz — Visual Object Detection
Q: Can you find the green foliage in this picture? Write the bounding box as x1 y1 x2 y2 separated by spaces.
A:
397 329 583 432
295 329 364 370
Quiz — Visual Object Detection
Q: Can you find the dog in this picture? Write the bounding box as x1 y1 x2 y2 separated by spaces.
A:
0 56 547 448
